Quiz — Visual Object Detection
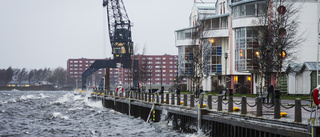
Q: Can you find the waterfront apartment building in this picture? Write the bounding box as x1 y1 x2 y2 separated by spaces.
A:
67 54 184 90
175 0 320 94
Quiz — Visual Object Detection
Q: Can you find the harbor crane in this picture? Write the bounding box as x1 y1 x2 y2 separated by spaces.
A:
81 0 138 90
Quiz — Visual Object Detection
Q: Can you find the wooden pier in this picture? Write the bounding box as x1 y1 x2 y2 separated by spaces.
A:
91 90 310 137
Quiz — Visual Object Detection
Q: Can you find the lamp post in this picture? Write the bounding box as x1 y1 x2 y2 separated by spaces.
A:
160 66 162 90
149 67 152 93
225 53 228 91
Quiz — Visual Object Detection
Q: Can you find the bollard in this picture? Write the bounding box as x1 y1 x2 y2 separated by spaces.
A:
218 95 222 111
166 93 169 104
190 95 195 107
208 95 212 109
241 96 247 115
177 94 180 105
171 94 175 105
145 93 147 102
274 89 281 119
295 98 302 123
256 97 263 116
157 94 159 103
228 95 233 112
200 94 203 108
184 94 188 106
161 93 164 104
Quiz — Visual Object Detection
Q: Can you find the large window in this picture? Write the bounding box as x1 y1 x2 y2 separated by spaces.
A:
232 2 266 18
203 39 223 74
235 27 259 71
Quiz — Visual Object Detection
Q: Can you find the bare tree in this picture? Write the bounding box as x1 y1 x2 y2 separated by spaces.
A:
255 0 304 93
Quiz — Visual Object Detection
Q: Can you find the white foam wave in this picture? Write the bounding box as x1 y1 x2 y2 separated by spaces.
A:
55 92 73 104
52 112 69 120
20 95 38 101
84 99 103 108
39 93 49 98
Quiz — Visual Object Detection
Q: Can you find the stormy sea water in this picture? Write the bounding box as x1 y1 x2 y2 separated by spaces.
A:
0 90 205 137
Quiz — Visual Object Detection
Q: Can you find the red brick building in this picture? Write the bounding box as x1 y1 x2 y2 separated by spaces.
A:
67 54 185 89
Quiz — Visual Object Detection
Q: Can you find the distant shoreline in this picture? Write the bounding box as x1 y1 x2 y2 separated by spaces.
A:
0 86 74 91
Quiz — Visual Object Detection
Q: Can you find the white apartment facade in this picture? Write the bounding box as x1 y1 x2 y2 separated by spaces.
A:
176 0 320 94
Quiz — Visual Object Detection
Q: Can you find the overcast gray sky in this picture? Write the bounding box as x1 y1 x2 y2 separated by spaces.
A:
0 0 205 69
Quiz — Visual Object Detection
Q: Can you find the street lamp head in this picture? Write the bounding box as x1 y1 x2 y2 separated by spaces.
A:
210 38 215 44
255 51 260 57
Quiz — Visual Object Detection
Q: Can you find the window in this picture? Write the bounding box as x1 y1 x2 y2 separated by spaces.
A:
163 62 166 64
246 4 255 16
70 61 73 63
163 57 166 60
155 62 161 64
233 2 266 18
235 27 259 71
148 57 153 60
74 61 79 63
155 57 161 60
79 61 82 63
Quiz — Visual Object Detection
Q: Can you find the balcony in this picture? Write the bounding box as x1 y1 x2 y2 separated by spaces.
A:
201 13 230 38
175 27 199 46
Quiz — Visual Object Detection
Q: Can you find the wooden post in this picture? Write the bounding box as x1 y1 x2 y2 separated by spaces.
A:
184 94 187 106
218 95 222 111
295 98 302 123
190 94 194 107
241 96 247 115
256 97 263 117
171 94 175 105
208 95 212 109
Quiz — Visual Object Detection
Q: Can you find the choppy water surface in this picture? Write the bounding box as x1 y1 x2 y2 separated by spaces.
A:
0 91 204 137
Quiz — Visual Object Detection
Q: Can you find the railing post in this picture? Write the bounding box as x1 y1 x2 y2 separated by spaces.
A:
166 93 169 104
218 95 222 111
200 94 203 108
176 94 180 105
145 93 147 102
241 96 247 115
208 95 212 109
184 94 188 106
190 95 195 107
256 97 263 116
161 93 164 104
274 89 281 119
228 95 233 112
171 93 175 105
295 98 302 123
